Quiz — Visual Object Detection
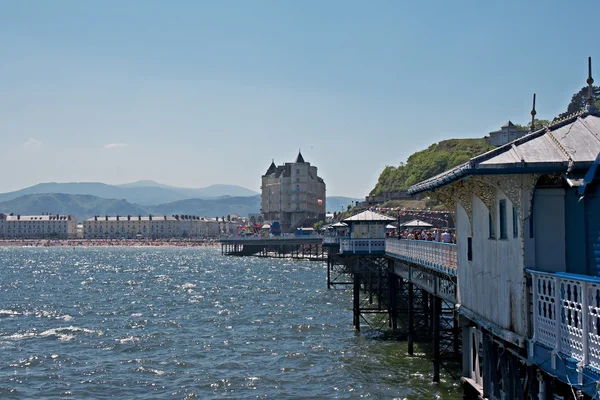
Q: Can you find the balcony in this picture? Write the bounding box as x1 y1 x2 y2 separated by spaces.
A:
528 269 600 387
339 238 386 254
385 239 457 277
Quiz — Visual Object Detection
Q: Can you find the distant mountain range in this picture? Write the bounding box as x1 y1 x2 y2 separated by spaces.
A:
0 193 261 222
0 181 259 205
0 181 361 221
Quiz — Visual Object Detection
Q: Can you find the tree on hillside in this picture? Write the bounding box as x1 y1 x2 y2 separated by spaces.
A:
557 85 600 119
514 119 552 132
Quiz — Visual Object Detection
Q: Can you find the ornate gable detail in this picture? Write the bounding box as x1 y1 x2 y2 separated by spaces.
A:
428 186 456 213
489 175 523 218
454 180 474 234
471 176 497 228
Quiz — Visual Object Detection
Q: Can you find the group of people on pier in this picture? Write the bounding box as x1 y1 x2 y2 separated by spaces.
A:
387 228 456 243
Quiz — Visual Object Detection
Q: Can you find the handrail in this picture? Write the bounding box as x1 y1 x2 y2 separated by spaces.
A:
339 238 386 254
528 269 600 373
385 239 457 276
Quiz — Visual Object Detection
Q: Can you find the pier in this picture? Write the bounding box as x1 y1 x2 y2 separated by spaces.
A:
220 236 326 261
219 67 600 399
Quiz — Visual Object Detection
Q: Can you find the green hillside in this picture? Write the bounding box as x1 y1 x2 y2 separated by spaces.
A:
370 138 494 195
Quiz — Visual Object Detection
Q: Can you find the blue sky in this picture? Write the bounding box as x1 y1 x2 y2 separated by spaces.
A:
0 1 598 197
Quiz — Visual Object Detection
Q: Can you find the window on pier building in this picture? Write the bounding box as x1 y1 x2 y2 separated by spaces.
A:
499 199 507 239
488 211 495 239
512 206 518 238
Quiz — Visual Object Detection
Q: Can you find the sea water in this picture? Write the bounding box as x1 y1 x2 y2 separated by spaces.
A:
0 247 461 399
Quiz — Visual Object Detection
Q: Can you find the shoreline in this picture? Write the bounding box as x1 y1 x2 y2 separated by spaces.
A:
0 239 221 248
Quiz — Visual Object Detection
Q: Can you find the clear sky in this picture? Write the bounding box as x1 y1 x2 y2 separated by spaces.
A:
1 1 598 197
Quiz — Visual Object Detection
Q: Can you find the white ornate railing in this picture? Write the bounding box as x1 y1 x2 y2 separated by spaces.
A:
385 239 457 276
323 236 341 245
339 238 386 254
528 270 600 372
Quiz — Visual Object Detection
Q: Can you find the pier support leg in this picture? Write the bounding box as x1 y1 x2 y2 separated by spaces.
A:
388 266 397 330
433 295 441 383
353 272 361 332
378 266 383 311
422 289 430 327
408 282 414 355
327 254 331 289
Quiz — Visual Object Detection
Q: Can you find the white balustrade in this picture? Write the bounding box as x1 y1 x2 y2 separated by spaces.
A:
529 270 600 372
322 236 341 245
339 238 386 254
385 239 457 276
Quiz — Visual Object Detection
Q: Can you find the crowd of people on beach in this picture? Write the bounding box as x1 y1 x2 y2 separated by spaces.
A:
387 228 456 244
0 238 220 248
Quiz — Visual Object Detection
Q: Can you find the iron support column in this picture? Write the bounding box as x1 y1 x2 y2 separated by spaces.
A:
353 272 361 332
408 282 414 355
433 295 441 382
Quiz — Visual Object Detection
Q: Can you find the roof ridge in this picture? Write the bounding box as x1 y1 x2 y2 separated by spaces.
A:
546 109 587 130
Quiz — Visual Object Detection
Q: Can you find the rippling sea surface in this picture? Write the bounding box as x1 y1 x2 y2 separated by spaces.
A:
0 247 461 399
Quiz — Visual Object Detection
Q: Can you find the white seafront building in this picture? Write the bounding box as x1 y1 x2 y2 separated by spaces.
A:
261 151 326 233
83 215 239 239
0 213 77 238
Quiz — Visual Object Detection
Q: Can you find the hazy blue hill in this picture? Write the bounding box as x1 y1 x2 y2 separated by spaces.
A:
148 196 261 218
181 184 259 198
117 180 175 189
0 182 259 205
0 194 148 222
326 196 362 213
0 192 359 221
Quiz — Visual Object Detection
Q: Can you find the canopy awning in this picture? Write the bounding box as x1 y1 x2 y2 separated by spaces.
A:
331 222 348 227
400 219 433 228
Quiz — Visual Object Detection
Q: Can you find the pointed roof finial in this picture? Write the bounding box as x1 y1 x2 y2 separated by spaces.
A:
295 149 305 163
586 57 597 112
530 93 537 132
265 159 277 175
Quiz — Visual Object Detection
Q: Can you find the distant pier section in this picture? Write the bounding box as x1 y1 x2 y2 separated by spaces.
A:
220 236 326 260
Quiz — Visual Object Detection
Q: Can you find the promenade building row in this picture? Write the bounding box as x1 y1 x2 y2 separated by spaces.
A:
83 215 238 239
0 213 77 238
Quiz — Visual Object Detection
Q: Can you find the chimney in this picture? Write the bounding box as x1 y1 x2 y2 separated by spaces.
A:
149 215 153 221
95 216 98 221
164 215 167 220
138 215 141 220
127 215 131 221
105 215 108 221
116 216 120 221
17 215 20 220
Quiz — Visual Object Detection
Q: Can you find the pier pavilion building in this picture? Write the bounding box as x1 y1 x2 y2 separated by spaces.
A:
261 151 326 233
407 93 600 397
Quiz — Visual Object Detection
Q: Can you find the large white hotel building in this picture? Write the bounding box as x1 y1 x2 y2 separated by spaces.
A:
261 151 326 233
